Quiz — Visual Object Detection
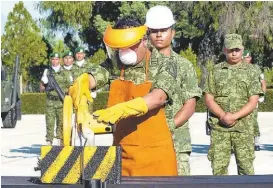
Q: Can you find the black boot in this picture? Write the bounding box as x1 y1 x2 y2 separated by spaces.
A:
255 145 260 151
254 137 261 151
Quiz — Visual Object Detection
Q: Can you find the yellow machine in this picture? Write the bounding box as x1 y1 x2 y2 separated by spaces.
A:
63 73 113 146
38 73 121 184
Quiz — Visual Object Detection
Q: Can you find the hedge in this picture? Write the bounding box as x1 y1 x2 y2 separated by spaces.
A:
21 90 273 114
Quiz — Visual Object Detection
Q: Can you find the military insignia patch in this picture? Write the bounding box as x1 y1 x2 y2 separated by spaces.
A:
166 62 177 79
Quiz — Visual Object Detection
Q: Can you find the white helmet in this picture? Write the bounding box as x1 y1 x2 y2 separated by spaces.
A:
145 5 175 29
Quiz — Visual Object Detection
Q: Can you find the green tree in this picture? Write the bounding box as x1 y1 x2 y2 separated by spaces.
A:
37 1 273 73
37 1 120 54
52 40 69 54
88 48 107 65
37 1 93 31
1 2 47 87
264 68 273 88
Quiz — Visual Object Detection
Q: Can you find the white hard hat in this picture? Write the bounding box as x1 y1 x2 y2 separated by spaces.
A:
145 5 175 29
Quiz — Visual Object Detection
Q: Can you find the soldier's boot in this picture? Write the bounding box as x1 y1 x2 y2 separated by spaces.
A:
254 137 260 151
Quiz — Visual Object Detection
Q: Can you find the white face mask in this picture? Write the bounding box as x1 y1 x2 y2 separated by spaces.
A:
119 49 137 65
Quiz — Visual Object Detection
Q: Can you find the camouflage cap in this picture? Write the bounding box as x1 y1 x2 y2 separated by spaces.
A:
63 51 74 57
50 52 61 58
243 50 251 57
74 47 85 54
224 34 243 49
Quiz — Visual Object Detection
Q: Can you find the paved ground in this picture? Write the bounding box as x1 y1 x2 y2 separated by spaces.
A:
1 113 273 177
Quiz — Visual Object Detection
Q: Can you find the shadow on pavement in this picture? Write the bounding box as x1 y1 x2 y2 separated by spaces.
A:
192 144 209 154
8 144 42 156
260 144 273 151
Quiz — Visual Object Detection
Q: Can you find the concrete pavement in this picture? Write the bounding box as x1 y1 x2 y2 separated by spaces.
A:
1 113 273 176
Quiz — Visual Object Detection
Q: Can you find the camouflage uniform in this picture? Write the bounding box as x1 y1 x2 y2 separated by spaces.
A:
45 66 71 142
250 64 263 137
63 64 78 85
71 59 109 113
104 46 201 175
153 49 201 175
204 61 263 175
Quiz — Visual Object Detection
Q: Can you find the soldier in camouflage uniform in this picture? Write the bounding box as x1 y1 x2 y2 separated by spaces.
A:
72 47 110 112
40 52 72 145
243 50 267 151
63 50 76 85
94 17 186 176
145 5 202 175
203 34 264 175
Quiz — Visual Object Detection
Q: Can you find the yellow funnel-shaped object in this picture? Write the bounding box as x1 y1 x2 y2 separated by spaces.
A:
69 73 93 110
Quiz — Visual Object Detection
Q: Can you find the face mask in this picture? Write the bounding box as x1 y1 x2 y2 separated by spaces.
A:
119 48 137 65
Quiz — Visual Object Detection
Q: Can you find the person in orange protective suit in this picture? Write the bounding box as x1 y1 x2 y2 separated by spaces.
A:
93 17 180 176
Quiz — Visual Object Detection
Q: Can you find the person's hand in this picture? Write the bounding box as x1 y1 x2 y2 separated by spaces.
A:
220 112 237 127
41 75 48 84
258 96 265 103
69 73 93 109
41 69 48 84
93 97 148 124
91 90 97 98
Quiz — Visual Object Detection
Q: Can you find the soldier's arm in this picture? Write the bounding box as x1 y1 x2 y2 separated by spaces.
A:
203 68 225 119
205 93 225 119
88 74 96 90
232 71 264 120
39 81 46 92
257 67 266 93
174 98 196 127
174 61 202 128
93 62 183 125
143 88 168 110
232 95 259 120
261 79 266 93
144 62 183 110
40 68 49 92
86 64 110 89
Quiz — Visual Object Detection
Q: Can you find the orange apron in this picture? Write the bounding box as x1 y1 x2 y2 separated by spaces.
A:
107 51 177 176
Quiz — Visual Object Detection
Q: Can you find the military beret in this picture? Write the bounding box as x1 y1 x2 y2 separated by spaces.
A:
50 52 61 58
224 34 243 49
74 47 85 54
243 50 251 57
63 51 74 57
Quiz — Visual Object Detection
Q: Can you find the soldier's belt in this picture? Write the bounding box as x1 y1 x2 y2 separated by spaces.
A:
40 146 121 184
47 95 61 101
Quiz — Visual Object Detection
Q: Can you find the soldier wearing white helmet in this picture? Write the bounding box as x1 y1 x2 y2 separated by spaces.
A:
145 5 175 29
146 5 202 176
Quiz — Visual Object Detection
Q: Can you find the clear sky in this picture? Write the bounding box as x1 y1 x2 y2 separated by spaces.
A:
1 1 42 35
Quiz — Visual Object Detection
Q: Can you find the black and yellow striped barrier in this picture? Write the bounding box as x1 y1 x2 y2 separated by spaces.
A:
40 146 121 184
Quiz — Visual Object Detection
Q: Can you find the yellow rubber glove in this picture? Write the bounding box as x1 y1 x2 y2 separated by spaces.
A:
93 97 148 124
69 73 93 109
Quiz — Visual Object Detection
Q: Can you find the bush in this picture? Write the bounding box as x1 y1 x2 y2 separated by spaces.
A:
258 89 273 112
180 47 202 84
264 68 273 88
21 92 109 114
21 93 46 114
93 91 109 111
21 90 273 114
